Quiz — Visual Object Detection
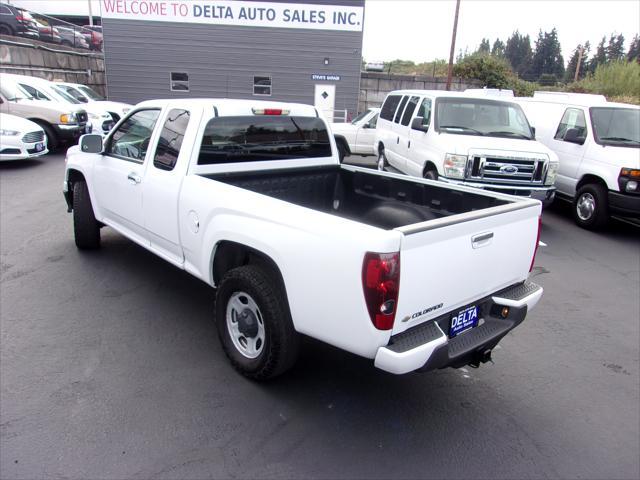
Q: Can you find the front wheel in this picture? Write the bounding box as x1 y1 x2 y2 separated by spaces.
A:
215 265 299 380
377 150 387 171
73 180 101 249
574 183 609 230
423 168 438 180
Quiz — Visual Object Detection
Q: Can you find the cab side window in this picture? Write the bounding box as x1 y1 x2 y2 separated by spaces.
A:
107 109 161 162
401 96 420 126
417 98 432 127
554 108 587 142
153 109 190 171
19 84 50 101
380 95 402 121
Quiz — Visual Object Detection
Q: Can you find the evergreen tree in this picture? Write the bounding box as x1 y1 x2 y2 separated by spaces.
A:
627 34 640 63
478 38 491 54
491 39 506 57
531 28 565 81
505 31 533 78
606 33 625 61
589 36 607 73
565 42 590 82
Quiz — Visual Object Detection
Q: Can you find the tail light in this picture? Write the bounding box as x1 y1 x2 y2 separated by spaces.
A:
362 252 400 330
252 108 289 115
529 215 542 272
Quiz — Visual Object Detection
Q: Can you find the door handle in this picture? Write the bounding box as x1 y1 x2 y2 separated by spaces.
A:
471 232 493 249
397 136 400 144
408 141 411 149
127 172 141 184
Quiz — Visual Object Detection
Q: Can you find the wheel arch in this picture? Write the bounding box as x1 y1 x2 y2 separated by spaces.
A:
333 134 351 155
422 161 439 176
576 174 608 191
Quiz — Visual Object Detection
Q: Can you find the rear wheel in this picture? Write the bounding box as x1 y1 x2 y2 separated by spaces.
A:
377 149 387 171
73 180 101 249
34 121 59 151
574 183 609 230
215 265 299 380
0 24 14 36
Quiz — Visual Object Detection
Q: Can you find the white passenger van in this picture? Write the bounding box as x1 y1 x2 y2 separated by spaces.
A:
374 90 559 205
517 92 640 229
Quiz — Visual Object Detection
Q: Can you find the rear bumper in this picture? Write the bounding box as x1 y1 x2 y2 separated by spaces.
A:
374 282 542 375
609 190 640 217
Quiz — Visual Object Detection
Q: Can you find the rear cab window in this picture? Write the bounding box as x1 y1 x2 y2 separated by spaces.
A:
154 109 190 171
198 115 331 165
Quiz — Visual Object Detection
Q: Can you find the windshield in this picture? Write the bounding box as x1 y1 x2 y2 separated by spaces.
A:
198 116 331 164
51 85 82 104
351 110 372 124
435 98 534 139
57 85 88 102
590 107 640 147
78 85 104 101
0 82 33 101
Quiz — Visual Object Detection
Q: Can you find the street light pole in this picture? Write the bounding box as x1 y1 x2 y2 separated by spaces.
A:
88 0 94 26
446 0 461 91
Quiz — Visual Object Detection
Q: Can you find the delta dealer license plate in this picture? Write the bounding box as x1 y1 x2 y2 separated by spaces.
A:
449 305 479 337
35 142 44 152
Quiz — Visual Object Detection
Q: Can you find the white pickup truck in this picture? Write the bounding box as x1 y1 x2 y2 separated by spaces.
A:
63 99 543 380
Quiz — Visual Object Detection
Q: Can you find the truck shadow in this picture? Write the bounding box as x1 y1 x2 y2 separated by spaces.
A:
0 159 45 170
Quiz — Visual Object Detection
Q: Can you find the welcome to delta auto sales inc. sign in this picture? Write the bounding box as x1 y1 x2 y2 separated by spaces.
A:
101 0 364 31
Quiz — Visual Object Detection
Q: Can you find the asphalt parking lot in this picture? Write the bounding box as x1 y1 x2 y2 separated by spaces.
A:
1 153 639 480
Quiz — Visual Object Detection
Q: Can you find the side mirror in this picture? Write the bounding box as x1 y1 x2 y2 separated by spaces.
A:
411 117 429 132
80 134 103 153
530 126 536 138
362 122 375 129
564 128 585 145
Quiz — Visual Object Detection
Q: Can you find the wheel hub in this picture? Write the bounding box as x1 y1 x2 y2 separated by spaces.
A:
226 291 265 359
237 309 259 338
577 193 595 221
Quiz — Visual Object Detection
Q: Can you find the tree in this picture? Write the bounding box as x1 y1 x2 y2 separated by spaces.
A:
531 28 565 81
565 42 590 82
606 34 625 61
491 39 505 57
589 36 607 73
453 53 512 88
477 38 491 54
628 34 640 63
505 31 533 78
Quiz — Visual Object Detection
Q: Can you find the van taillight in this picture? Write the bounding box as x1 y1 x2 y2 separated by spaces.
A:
362 252 400 330
252 108 289 115
529 216 542 272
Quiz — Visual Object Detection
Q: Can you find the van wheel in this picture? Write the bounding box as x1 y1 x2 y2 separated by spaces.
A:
216 265 299 380
574 183 609 230
423 167 438 180
377 149 388 171
73 180 101 249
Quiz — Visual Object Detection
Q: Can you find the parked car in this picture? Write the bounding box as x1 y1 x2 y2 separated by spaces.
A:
32 16 61 44
2 73 114 136
0 3 39 39
375 90 559 206
82 25 103 50
63 98 543 380
517 92 640 229
57 26 89 49
0 113 48 161
331 107 379 160
0 74 88 150
55 82 131 123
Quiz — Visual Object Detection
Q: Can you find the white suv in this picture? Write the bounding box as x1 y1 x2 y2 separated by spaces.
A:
374 90 559 205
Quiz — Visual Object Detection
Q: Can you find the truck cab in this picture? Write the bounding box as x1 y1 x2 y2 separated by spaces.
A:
374 90 559 206
517 92 640 229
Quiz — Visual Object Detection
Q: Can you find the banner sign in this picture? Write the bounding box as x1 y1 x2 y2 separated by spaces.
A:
101 0 364 32
311 74 341 81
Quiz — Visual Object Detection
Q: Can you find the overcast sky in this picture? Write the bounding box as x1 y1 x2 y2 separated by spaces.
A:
362 0 640 63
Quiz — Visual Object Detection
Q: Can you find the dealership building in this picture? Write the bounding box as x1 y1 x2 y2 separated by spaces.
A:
97 0 365 119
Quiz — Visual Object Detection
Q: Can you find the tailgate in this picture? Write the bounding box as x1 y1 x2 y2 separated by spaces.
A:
392 202 541 336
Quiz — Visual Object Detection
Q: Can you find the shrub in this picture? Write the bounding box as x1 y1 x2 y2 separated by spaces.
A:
453 53 512 89
577 61 640 102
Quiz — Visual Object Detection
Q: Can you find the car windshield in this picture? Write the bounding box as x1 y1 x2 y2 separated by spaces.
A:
58 85 88 102
590 107 640 147
78 85 104 101
51 85 82 104
0 82 33 101
351 110 372 124
435 98 534 139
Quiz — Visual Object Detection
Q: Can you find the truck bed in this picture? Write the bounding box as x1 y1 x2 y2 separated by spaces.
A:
205 166 509 230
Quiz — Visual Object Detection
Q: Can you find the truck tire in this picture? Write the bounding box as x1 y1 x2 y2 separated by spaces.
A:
73 180 101 249
423 167 438 180
216 264 299 380
574 183 609 230
377 149 387 171
34 121 59 151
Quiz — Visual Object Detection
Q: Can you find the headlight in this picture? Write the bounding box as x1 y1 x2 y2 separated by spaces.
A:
619 168 640 193
545 162 559 185
0 129 20 136
444 153 467 179
60 113 77 124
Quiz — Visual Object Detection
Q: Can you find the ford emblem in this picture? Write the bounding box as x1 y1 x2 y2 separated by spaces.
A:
500 165 518 174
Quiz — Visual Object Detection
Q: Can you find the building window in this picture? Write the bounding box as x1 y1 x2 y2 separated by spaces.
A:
170 72 189 92
253 76 272 96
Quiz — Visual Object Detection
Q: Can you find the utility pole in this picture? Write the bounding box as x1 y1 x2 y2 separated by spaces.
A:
446 0 462 91
574 46 584 82
88 0 94 26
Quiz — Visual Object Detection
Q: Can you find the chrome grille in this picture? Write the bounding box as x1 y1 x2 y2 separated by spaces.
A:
22 131 45 143
468 155 546 185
